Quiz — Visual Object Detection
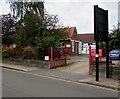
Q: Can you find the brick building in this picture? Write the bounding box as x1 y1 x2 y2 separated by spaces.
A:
77 33 95 54
60 27 82 55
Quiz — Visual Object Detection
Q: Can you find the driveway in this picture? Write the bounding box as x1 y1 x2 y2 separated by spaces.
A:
61 55 89 75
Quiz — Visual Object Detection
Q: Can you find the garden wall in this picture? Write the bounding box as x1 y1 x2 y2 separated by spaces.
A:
2 58 50 69
90 62 120 80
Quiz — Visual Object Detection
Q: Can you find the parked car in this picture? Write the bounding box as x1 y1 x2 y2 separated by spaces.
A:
109 49 120 60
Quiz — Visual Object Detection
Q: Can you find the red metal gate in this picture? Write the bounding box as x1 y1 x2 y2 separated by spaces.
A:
89 46 103 74
49 47 67 69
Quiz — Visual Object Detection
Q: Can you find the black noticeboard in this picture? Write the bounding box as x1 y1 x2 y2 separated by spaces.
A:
94 5 108 42
94 5 109 81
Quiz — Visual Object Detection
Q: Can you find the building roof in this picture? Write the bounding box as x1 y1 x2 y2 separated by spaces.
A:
77 33 95 43
63 27 76 38
60 27 78 40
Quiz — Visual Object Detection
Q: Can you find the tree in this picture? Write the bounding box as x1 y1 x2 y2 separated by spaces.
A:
11 11 68 48
9 1 68 59
2 13 16 46
109 23 120 49
8 1 45 47
11 11 43 47
99 24 120 50
9 1 44 19
34 12 68 58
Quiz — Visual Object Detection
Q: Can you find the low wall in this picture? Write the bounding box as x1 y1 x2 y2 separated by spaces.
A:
2 58 50 69
90 63 120 80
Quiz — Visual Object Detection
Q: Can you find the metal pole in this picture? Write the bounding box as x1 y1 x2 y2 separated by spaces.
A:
106 10 109 78
96 40 99 81
94 5 99 81
89 46 91 75
106 39 109 78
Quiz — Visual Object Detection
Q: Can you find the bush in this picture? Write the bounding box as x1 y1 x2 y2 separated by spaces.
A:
22 47 37 59
15 48 24 59
2 48 14 58
13 47 37 59
2 47 39 59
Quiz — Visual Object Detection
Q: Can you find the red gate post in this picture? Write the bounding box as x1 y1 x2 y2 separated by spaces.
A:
53 49 56 67
64 50 67 66
50 47 53 69
89 46 92 75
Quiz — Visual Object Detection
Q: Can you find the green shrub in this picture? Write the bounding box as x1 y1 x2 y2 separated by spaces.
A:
2 48 14 58
15 48 24 59
16 47 37 59
22 47 35 59
2 47 38 59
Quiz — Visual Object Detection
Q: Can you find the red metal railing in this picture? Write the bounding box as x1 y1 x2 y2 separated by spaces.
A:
49 47 67 69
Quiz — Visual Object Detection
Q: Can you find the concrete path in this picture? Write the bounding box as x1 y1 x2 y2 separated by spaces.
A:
62 61 88 74
61 55 89 75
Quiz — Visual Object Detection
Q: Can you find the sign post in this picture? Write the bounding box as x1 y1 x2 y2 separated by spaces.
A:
94 5 99 81
94 5 109 81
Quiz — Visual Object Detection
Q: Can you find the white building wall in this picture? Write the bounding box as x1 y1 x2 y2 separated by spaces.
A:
78 41 82 54
71 40 74 52
82 43 88 54
82 43 96 54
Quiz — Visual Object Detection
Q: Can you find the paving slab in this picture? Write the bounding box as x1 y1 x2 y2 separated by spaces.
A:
1 63 39 71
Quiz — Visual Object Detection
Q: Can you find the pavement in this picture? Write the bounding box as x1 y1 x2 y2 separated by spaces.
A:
1 62 120 91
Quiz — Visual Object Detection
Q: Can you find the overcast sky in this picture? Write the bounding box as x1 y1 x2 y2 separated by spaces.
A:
0 0 119 34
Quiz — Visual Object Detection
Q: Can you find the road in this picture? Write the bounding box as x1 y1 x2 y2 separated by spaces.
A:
2 68 118 97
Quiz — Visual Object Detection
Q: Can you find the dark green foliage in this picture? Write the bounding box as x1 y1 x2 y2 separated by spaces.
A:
2 14 16 46
99 42 106 49
99 24 120 49
11 11 42 47
35 36 61 59
2 48 14 58
109 24 120 49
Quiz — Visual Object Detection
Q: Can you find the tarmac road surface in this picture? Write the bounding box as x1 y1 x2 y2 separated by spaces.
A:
2 68 118 97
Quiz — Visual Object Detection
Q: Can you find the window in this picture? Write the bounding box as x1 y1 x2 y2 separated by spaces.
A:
60 43 65 48
61 43 64 46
